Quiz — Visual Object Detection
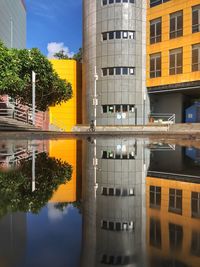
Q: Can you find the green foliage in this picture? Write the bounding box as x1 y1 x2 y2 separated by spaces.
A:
0 42 72 111
0 153 72 217
54 47 82 63
54 49 69 59
73 48 82 63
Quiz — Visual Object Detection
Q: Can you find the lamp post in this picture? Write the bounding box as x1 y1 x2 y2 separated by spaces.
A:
32 71 36 126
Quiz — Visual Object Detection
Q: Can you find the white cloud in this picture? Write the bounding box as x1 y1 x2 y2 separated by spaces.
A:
48 203 73 222
47 42 74 59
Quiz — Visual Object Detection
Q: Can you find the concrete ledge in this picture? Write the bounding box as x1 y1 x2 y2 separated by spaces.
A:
72 125 169 133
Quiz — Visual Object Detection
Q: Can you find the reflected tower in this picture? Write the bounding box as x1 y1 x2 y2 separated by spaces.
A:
83 0 149 125
81 137 150 267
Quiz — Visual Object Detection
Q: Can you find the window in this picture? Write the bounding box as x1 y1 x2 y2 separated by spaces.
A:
102 68 107 76
192 5 200 33
169 223 183 251
101 220 134 231
170 11 183 39
150 0 170 8
122 105 128 112
169 48 183 75
101 187 134 196
150 53 161 78
169 188 182 214
115 105 121 112
102 105 107 113
109 68 114 75
109 31 114 39
129 68 135 75
101 67 135 76
122 67 128 75
150 186 161 208
191 231 200 257
150 218 162 248
103 0 107 5
192 44 200 72
116 31 121 39
191 192 200 218
150 18 161 44
122 31 128 39
108 105 114 113
101 105 136 116
102 0 135 6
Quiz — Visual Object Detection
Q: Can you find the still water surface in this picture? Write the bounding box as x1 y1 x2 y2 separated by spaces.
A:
0 137 199 267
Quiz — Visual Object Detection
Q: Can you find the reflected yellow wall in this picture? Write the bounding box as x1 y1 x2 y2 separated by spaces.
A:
147 0 200 89
146 176 200 267
49 140 77 203
49 60 82 131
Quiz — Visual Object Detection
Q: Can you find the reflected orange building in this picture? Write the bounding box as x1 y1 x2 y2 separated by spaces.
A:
146 175 200 267
49 139 82 203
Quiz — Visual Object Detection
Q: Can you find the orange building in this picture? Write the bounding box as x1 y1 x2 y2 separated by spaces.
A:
49 60 82 132
146 175 200 267
147 0 200 123
49 139 82 203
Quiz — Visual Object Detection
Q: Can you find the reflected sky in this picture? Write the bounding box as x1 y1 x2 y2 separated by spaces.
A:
0 137 199 267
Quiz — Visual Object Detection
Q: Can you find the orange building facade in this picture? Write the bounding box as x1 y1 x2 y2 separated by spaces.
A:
147 0 200 123
146 175 200 267
49 60 82 132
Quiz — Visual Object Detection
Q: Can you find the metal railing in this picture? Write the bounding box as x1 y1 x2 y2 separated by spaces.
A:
0 102 44 129
149 113 176 124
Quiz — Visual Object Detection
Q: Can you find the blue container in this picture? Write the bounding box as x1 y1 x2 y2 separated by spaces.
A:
185 102 200 123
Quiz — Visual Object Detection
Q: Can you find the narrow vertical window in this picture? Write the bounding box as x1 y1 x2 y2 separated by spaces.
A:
169 188 182 214
150 218 162 248
169 48 183 75
191 192 200 218
150 186 161 208
170 11 183 39
192 5 200 33
192 44 200 72
150 18 162 44
150 53 161 78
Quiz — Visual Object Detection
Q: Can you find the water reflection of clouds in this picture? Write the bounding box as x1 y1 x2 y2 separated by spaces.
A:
47 203 72 222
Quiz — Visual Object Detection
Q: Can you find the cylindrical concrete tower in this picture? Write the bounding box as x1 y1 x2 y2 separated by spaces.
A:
83 0 149 125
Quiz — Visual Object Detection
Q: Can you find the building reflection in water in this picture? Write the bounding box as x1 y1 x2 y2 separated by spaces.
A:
147 146 200 267
81 137 150 267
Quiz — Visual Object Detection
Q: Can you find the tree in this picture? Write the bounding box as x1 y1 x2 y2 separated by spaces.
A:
0 153 72 217
73 48 82 63
54 49 69 59
0 42 73 111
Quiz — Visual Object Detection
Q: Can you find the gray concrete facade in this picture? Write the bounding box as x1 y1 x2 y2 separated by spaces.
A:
0 0 26 49
83 0 149 126
81 137 150 267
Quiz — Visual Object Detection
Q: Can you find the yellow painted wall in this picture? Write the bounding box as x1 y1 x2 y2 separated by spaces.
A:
49 60 81 131
147 0 200 89
146 176 200 267
49 140 77 203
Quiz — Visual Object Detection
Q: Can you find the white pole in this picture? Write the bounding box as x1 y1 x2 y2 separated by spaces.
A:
93 138 98 199
94 66 98 127
32 71 36 126
32 145 36 192
10 17 13 48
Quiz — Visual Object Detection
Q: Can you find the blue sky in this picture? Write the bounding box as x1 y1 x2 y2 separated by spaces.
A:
26 0 82 57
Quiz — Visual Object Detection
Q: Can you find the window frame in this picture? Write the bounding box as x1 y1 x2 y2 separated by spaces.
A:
150 17 162 44
192 43 200 72
192 5 200 33
170 10 183 39
150 53 162 78
169 48 183 75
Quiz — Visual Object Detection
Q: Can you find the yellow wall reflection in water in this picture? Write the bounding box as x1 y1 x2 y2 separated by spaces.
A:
49 140 77 203
146 176 200 267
